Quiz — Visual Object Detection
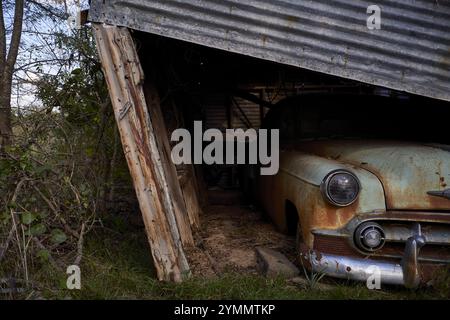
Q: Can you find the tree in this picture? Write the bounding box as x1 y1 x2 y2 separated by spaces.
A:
0 0 24 149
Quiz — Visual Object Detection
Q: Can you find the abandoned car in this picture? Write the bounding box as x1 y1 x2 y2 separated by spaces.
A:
253 94 450 288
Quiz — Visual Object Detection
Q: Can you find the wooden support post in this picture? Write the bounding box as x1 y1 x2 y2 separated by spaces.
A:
177 164 202 230
160 98 202 230
93 23 193 282
143 85 201 233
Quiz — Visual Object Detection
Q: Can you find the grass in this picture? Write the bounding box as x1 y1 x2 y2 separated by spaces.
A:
3 217 449 300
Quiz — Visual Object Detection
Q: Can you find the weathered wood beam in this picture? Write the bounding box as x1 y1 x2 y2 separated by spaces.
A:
175 163 202 230
143 85 198 237
92 23 193 282
160 98 202 230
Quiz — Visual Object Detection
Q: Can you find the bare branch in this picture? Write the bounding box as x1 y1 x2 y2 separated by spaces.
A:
27 0 69 20
73 222 85 265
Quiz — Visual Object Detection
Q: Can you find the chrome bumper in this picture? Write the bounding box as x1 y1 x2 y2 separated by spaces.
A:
304 223 429 288
306 251 405 285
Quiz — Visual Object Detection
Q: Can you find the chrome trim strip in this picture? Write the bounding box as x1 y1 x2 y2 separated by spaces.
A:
383 225 450 245
313 224 450 246
427 189 450 200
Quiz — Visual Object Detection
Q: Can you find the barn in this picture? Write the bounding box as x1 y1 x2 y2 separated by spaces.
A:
87 0 450 282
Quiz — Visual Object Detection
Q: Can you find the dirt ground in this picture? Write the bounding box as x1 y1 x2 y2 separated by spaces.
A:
187 191 297 277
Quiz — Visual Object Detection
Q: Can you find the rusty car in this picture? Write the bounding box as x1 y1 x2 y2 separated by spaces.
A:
253 93 450 288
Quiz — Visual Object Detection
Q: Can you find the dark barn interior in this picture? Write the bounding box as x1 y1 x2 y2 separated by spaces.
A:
134 30 450 194
108 30 450 279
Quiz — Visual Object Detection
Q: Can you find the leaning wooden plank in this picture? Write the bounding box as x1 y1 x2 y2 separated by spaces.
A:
92 23 192 282
143 84 196 243
116 29 194 248
159 98 202 230
179 165 202 230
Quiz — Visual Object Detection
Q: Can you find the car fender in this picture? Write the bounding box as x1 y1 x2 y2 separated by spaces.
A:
259 151 386 247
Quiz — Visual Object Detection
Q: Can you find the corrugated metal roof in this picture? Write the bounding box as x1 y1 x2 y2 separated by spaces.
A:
89 0 450 102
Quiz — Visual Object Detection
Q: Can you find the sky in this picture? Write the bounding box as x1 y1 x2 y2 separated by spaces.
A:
5 0 90 112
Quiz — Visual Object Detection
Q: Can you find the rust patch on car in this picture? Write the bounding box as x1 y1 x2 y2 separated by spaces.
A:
439 176 447 188
312 200 360 232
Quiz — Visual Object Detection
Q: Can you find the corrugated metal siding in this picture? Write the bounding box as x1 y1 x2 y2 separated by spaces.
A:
203 94 228 130
232 97 263 129
203 93 266 130
89 0 450 102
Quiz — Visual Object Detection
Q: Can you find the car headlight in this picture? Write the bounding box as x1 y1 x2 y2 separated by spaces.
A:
320 170 360 206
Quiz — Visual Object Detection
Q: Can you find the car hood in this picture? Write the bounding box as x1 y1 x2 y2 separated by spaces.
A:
292 140 450 210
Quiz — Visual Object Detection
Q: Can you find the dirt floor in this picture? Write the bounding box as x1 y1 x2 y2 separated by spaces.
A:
187 190 297 278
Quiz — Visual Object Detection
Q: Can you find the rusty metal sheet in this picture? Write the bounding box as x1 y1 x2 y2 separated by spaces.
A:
89 0 450 102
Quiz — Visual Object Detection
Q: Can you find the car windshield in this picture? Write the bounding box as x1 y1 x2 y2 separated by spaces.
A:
263 94 449 144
